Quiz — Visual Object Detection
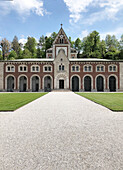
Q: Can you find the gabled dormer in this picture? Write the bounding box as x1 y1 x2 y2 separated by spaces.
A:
53 25 71 45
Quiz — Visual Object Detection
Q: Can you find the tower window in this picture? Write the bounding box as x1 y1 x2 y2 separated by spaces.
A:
59 65 64 71
60 38 64 44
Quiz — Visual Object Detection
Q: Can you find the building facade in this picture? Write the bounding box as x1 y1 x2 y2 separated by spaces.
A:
0 26 123 92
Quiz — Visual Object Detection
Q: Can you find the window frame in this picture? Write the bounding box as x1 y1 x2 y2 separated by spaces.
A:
18 65 28 72
83 65 93 72
71 65 80 72
6 65 15 72
96 65 105 72
108 64 117 72
43 65 52 72
31 65 40 72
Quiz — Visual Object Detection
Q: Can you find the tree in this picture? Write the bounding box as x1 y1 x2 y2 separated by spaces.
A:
82 31 101 58
105 35 112 49
22 49 32 58
8 50 17 60
51 32 57 43
38 35 45 58
105 34 120 59
0 51 2 60
12 36 21 56
24 37 37 57
0 38 11 60
99 40 106 58
74 38 82 57
119 35 123 59
119 34 123 50
69 37 74 48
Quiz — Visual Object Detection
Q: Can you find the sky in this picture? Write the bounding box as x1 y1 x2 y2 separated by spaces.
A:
0 0 123 45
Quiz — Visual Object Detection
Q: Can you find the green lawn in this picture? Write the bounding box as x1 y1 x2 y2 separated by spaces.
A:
0 93 47 111
76 93 123 111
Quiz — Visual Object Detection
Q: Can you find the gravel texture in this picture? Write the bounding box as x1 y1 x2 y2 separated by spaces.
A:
0 92 123 170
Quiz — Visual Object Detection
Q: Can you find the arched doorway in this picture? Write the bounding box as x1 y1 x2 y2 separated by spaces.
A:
84 76 91 91
109 76 116 92
72 76 79 92
32 76 39 92
96 76 104 92
7 76 14 92
19 76 27 92
44 76 51 92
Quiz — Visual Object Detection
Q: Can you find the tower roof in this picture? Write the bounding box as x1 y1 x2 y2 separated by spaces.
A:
53 24 71 45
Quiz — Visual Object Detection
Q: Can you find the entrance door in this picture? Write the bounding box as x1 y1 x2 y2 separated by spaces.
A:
7 76 14 92
72 76 79 92
84 76 91 91
96 76 104 91
44 76 51 92
109 76 116 92
59 80 64 89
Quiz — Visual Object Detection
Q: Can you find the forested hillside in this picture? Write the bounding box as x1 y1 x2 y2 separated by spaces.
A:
0 31 123 60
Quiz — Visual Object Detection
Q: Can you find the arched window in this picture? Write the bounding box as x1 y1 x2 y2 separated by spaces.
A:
71 65 80 72
83 65 92 72
96 65 105 72
31 65 40 72
6 65 15 72
108 64 117 72
18 65 28 72
43 65 52 72
59 64 64 71
60 39 64 44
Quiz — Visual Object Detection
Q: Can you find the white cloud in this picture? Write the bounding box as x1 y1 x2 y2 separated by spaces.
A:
64 0 93 23
0 0 45 17
46 32 52 37
100 27 123 40
19 38 27 45
79 30 89 40
63 0 123 23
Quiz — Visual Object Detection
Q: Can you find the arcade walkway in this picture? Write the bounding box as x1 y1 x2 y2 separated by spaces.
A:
0 92 123 169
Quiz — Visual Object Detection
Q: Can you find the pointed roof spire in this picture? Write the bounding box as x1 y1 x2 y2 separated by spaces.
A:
53 24 70 45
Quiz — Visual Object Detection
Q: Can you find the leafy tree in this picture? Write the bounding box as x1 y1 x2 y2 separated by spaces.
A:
99 40 106 58
82 31 100 58
51 32 57 43
74 38 82 57
69 36 74 48
0 38 11 60
105 35 112 49
38 35 46 58
18 49 23 59
8 50 17 60
105 34 120 59
22 49 32 58
24 37 37 57
12 36 21 56
0 51 2 60
119 34 123 50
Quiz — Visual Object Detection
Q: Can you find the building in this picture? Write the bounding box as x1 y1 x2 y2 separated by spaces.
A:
0 26 123 92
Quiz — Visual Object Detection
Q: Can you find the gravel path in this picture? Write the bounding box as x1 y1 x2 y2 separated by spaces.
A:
0 92 123 170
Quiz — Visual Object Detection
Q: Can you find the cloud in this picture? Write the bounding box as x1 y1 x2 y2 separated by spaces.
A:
63 0 123 23
46 32 52 37
19 38 27 45
79 30 89 40
100 27 123 40
63 0 93 23
0 0 46 17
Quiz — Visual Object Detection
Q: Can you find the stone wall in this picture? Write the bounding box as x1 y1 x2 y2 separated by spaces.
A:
119 62 123 91
0 62 4 91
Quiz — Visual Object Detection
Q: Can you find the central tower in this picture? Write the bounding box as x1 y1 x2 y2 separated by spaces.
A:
53 25 70 89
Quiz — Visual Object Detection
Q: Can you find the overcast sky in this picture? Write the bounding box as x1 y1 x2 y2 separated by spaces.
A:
0 0 123 44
